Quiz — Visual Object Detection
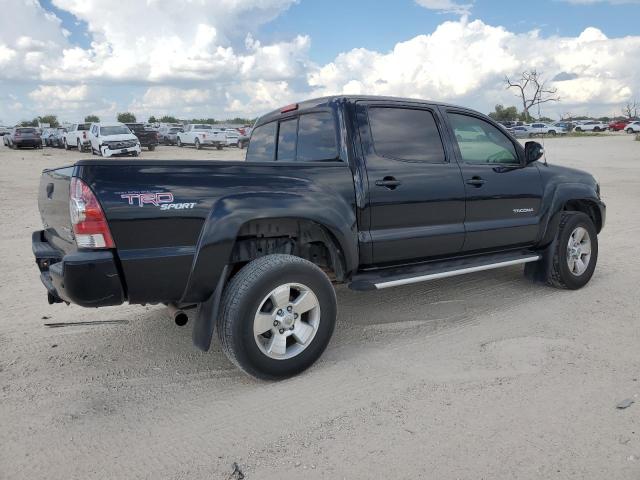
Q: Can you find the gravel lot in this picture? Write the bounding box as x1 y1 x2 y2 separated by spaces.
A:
1 135 639 479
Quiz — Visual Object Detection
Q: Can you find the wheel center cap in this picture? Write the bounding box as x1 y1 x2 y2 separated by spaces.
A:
281 313 295 328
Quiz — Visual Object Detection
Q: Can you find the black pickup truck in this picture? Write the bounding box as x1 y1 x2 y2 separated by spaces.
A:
33 95 605 379
125 123 159 151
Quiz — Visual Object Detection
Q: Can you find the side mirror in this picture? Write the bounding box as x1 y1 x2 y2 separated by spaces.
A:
524 141 544 164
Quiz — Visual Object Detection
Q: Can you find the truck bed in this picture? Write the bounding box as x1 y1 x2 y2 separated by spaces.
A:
38 158 356 305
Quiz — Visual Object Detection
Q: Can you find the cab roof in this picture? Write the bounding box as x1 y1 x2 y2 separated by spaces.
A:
255 95 477 127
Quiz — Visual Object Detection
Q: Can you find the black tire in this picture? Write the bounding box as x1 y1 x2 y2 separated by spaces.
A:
546 212 598 290
131 151 139 157
148 144 155 151
63 139 69 150
627 128 634 134
575 127 582 132
177 137 182 147
217 254 337 380
549 130 556 136
216 144 223 150
195 138 201 150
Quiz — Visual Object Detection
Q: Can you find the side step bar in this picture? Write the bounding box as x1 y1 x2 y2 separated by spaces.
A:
349 251 540 291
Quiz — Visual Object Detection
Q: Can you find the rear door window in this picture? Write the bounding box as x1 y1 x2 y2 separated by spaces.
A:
247 121 277 162
367 107 446 163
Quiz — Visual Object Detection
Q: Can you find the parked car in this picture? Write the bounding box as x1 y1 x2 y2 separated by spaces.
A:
7 127 42 149
574 121 607 132
176 124 226 149
50 128 67 148
88 122 141 157
41 128 58 147
511 126 533 138
626 121 640 133
553 122 574 132
33 95 605 379
158 125 183 145
64 123 91 151
225 129 241 147
608 120 629 131
0 126 10 136
528 123 566 136
125 123 159 151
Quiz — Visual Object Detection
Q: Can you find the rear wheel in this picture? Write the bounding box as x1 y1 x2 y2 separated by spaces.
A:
64 139 69 150
549 130 556 136
627 128 634 134
77 139 82 152
195 138 201 150
148 144 155 151
216 144 223 150
217 254 337 379
575 127 582 132
177 137 182 147
546 212 598 290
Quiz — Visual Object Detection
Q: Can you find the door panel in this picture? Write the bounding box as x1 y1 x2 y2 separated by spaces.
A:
357 102 466 265
445 110 543 252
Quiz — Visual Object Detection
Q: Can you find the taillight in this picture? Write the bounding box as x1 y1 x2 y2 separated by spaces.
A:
15 132 21 137
69 177 115 249
83 131 87 139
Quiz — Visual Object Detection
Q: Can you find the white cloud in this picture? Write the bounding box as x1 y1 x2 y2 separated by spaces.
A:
0 1 639 123
308 20 640 118
562 0 640 4
415 0 473 15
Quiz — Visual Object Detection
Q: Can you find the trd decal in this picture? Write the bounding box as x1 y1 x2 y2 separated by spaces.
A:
119 191 197 210
121 192 174 207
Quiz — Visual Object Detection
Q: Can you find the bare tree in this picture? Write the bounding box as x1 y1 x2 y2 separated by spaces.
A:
505 70 560 121
622 99 638 119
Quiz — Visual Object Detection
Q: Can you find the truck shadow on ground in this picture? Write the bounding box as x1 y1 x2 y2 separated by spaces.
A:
81 265 554 377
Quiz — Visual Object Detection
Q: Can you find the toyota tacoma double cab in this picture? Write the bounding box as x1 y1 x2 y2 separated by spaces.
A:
33 96 605 379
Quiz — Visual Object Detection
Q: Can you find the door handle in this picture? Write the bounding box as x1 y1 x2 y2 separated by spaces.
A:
465 177 486 187
375 177 402 189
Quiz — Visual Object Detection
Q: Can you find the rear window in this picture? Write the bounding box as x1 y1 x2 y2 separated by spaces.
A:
17 128 36 133
194 124 212 130
297 112 338 161
247 112 338 163
246 121 277 162
78 123 90 131
368 107 446 163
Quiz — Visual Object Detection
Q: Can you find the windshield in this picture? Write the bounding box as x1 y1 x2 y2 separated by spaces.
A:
100 126 131 136
169 128 182 133
17 128 36 133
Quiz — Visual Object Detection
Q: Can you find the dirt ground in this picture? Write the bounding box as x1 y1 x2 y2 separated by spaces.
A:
1 135 639 479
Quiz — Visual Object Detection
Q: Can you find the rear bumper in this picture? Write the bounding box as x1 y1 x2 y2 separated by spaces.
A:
14 139 40 147
32 230 125 307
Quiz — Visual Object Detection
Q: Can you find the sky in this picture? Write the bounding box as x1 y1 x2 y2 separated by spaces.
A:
0 0 639 124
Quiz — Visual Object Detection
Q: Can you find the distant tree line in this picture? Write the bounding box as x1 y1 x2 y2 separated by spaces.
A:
13 113 256 128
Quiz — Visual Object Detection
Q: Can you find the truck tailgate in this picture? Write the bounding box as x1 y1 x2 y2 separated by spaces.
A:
38 166 76 255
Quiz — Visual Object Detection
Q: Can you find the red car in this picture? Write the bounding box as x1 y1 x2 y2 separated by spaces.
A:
608 120 629 131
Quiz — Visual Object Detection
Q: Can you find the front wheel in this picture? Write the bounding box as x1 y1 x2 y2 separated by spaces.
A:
63 139 69 150
148 144 155 151
546 212 598 290
627 128 634 134
217 254 337 379
195 138 201 150
177 137 182 147
575 127 582 132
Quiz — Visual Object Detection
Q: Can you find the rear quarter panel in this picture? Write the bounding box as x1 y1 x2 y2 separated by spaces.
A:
78 160 357 304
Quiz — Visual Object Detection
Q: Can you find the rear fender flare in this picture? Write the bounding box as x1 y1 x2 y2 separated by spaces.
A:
180 190 358 304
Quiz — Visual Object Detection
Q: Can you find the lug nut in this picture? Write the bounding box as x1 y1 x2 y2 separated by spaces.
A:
294 313 299 319
273 320 279 326
277 309 283 316
287 306 293 313
279 328 285 334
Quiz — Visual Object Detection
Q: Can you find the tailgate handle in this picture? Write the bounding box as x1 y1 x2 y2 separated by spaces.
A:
46 183 54 199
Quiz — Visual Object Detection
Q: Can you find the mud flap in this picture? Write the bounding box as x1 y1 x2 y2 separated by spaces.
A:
192 265 229 351
524 237 557 283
